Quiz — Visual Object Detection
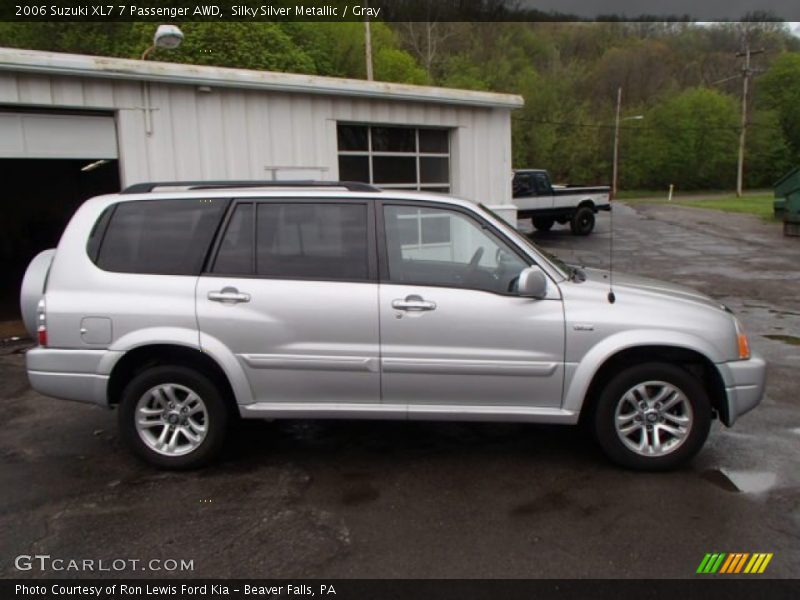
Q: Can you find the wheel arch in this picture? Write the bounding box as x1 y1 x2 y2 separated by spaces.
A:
573 344 727 425
577 199 596 210
107 344 239 414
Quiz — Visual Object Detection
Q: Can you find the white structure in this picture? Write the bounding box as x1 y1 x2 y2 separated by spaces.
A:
0 47 523 216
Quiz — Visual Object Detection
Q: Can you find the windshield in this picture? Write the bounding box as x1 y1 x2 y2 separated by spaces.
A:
478 203 571 280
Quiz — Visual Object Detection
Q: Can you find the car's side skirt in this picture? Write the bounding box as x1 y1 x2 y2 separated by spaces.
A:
238 402 579 424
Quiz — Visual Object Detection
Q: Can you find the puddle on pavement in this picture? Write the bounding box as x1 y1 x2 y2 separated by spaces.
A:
702 469 778 494
763 334 800 346
702 469 740 492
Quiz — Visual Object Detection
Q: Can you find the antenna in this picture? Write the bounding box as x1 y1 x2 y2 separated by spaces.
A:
608 86 621 304
608 200 615 304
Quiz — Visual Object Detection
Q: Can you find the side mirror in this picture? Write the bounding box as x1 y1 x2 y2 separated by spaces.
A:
517 267 548 299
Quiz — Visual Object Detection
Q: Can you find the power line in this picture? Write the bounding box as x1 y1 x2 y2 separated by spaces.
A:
511 115 781 132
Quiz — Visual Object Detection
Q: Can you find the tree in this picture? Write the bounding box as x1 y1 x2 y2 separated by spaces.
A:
0 23 147 58
627 88 739 189
744 108 793 187
159 23 316 73
397 22 457 78
588 39 677 107
760 52 800 163
374 47 428 84
0 21 427 84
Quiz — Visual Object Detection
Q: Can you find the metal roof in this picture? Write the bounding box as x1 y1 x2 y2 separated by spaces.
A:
0 47 524 109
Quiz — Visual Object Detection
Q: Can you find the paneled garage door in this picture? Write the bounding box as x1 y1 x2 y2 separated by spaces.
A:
0 111 117 159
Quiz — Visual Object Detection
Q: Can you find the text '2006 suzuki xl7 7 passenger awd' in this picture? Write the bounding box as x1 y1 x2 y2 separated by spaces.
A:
20 181 766 470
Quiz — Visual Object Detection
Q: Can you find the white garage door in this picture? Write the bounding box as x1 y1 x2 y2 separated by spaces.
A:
0 111 118 159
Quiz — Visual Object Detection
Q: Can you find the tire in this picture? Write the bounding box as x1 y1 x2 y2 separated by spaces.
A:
593 362 711 471
532 217 555 232
570 206 595 235
118 365 229 469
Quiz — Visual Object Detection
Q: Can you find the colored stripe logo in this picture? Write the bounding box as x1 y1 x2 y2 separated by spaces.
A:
697 553 773 574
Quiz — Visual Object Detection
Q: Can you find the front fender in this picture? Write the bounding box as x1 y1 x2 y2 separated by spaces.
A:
562 329 724 413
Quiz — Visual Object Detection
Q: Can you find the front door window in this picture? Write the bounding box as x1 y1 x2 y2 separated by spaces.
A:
383 205 528 295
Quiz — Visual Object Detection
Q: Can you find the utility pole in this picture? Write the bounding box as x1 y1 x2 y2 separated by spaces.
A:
364 2 374 81
612 87 643 198
612 87 622 198
735 43 764 197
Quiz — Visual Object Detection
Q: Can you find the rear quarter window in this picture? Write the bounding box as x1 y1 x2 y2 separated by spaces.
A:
86 205 114 263
92 198 227 275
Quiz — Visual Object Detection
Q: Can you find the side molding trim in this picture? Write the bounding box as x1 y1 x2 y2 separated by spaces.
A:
239 402 578 424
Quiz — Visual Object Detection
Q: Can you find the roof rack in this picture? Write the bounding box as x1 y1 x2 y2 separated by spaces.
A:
121 180 381 194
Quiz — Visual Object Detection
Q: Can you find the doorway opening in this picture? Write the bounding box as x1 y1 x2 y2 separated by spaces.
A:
1 158 121 337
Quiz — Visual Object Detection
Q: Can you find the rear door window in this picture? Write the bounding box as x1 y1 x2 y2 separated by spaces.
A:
94 198 227 275
255 203 369 281
212 203 254 275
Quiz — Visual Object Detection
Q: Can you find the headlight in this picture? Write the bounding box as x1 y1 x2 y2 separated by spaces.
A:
734 317 751 360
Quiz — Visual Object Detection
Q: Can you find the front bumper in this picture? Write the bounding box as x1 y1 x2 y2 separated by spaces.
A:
718 353 767 426
25 347 119 407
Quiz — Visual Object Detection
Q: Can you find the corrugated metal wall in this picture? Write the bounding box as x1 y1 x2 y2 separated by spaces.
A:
0 71 514 204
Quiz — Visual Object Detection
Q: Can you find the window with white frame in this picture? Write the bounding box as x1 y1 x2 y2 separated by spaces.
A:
337 124 450 193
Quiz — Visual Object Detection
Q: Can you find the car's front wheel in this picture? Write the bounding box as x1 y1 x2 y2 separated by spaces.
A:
593 362 711 470
118 365 229 469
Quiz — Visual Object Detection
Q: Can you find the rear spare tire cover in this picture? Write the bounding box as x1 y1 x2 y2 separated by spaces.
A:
20 249 56 338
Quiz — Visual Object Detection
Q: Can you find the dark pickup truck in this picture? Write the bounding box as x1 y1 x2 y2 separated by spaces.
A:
512 169 611 235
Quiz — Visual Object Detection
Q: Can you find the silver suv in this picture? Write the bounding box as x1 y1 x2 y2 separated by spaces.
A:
20 181 766 470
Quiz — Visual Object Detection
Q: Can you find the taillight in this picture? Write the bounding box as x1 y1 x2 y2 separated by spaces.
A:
36 298 47 347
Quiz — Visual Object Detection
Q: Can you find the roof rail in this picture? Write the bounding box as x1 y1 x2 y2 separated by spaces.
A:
121 180 381 194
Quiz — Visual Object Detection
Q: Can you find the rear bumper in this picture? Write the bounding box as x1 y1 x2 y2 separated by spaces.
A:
26 347 118 407
596 204 611 212
718 353 767 426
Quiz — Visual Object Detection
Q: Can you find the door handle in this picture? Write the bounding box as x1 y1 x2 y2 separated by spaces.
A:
392 295 436 311
208 287 251 304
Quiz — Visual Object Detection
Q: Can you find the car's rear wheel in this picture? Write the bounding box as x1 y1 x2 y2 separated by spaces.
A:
118 365 229 469
532 217 555 231
570 206 595 235
593 362 711 470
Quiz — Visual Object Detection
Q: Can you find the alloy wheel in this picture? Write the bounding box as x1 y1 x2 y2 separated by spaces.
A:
135 383 208 457
614 380 693 457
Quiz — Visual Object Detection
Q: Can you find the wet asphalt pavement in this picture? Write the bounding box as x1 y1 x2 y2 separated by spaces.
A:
0 202 798 579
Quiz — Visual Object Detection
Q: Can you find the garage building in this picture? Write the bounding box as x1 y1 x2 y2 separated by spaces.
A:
0 47 523 326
